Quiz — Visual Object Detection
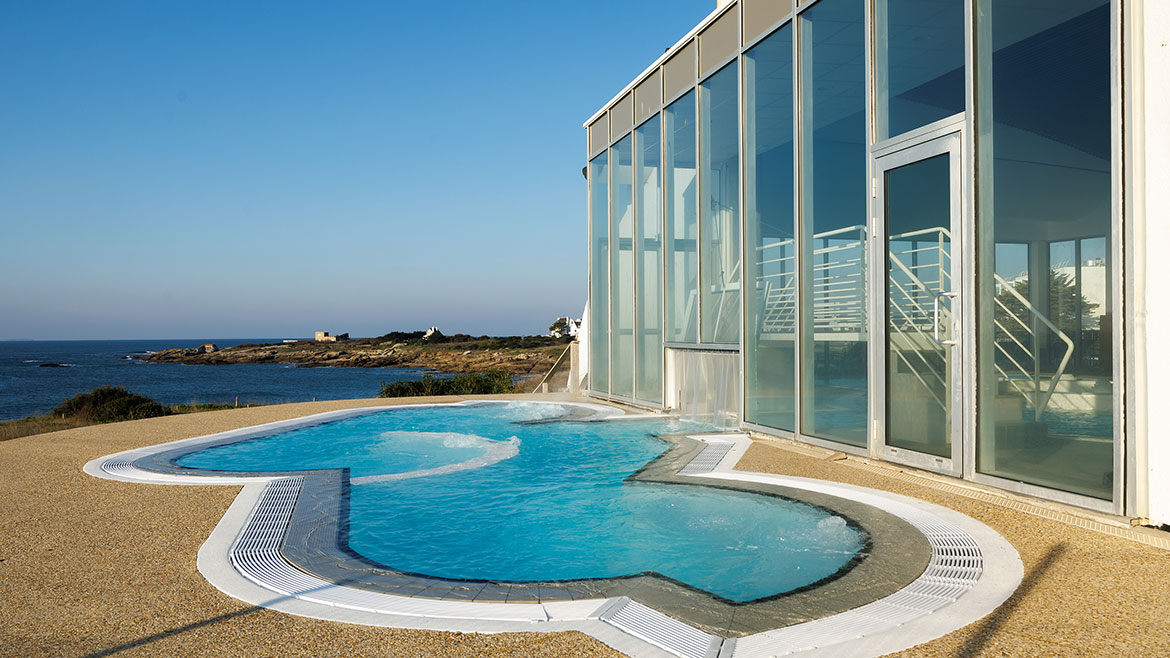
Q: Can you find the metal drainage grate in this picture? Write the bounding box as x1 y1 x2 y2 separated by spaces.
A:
600 597 722 658
679 440 735 476
100 456 138 479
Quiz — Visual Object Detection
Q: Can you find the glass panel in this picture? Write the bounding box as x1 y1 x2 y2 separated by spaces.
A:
699 62 741 344
635 116 664 404
799 0 868 447
875 0 965 140
635 70 662 125
743 0 793 45
976 0 1113 500
744 25 796 431
588 153 610 393
699 6 740 77
610 136 635 399
664 41 697 102
588 116 609 159
665 91 699 343
611 93 633 140
885 154 951 458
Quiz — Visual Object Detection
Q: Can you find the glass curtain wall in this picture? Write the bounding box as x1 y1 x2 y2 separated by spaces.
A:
798 0 868 446
975 0 1113 500
699 63 742 345
885 154 952 457
744 25 796 431
589 153 610 393
635 117 664 404
874 0 965 140
610 136 635 399
665 91 700 344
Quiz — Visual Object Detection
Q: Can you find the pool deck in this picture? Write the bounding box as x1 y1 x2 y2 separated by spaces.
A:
2 393 1168 657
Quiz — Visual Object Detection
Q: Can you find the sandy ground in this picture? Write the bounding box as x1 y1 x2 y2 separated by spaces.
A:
736 441 1170 657
2 395 1167 657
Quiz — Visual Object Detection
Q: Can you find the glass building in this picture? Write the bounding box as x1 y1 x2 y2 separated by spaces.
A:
583 0 1170 522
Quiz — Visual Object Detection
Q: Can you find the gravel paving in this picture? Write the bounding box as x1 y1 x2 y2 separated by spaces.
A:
3 395 1166 657
737 440 1170 658
0 396 621 658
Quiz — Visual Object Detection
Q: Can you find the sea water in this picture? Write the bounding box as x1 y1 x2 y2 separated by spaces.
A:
0 339 433 421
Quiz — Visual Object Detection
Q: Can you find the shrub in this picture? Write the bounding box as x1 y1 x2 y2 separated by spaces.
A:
51 386 171 423
378 370 515 398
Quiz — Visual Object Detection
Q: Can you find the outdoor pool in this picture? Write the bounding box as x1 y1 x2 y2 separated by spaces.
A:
177 401 867 602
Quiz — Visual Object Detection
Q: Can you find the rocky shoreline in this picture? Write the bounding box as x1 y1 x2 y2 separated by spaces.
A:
136 338 568 376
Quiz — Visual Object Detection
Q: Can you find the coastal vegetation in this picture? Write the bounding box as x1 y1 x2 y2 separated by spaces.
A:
0 386 253 442
50 385 170 423
378 370 515 398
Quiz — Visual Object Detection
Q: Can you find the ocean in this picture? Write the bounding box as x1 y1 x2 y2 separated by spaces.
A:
0 339 436 422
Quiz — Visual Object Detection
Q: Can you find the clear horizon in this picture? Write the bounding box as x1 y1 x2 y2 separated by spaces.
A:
0 0 714 340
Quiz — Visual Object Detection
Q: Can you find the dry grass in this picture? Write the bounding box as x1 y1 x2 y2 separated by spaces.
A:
0 415 89 442
0 402 252 443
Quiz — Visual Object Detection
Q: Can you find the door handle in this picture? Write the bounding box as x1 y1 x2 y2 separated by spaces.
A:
933 291 958 346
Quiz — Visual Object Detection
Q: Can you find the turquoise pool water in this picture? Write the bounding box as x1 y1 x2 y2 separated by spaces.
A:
177 401 865 602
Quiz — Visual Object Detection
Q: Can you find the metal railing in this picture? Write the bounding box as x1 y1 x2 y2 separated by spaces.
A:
756 225 867 337
992 270 1075 416
753 225 1075 418
886 227 952 411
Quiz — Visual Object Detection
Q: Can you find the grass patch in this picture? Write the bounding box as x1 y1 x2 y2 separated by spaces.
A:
0 416 92 442
0 386 265 442
378 369 515 398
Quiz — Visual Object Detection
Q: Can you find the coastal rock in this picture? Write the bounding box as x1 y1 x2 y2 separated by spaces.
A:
134 337 567 376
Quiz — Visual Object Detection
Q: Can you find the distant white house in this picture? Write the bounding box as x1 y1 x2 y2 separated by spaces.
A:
423 326 441 339
549 316 581 338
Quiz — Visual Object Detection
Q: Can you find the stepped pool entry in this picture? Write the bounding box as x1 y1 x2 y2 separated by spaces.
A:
88 400 1022 655
177 402 865 603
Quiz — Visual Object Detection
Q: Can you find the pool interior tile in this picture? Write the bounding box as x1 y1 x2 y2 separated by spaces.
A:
505 586 541 603
473 583 512 602
439 583 486 601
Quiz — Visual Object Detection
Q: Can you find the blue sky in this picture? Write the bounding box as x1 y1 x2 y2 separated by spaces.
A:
0 0 714 340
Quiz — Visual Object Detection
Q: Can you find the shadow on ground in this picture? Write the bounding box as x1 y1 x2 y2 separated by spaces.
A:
957 542 1067 657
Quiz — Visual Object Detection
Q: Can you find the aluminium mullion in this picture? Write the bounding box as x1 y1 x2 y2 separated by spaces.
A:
868 0 882 460
737 10 748 429
660 107 669 408
794 11 810 441
632 125 641 403
586 135 593 396
1121 0 1139 515
695 74 704 346
1110 0 1125 513
607 145 614 397
964 0 983 483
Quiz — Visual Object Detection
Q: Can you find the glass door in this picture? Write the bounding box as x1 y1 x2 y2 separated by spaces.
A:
874 133 963 474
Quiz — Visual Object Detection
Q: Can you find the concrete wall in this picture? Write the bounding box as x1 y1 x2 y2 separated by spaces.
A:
1137 0 1170 524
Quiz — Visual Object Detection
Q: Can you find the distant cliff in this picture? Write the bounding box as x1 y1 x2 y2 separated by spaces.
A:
136 334 570 376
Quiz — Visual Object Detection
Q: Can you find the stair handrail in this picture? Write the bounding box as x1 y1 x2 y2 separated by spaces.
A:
992 272 1075 415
